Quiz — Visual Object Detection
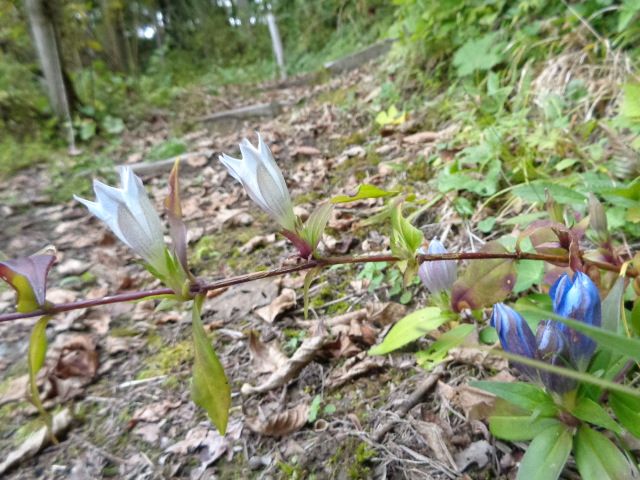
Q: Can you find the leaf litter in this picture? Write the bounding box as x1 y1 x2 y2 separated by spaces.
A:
0 59 523 479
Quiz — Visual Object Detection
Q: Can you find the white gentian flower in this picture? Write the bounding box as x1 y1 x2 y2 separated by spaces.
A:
74 167 167 272
219 133 297 232
418 239 457 294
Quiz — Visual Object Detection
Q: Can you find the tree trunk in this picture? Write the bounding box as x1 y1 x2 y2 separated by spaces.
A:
266 13 286 80
24 0 72 119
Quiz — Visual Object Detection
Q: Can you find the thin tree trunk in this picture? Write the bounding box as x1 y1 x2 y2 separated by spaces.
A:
266 13 286 80
24 0 71 119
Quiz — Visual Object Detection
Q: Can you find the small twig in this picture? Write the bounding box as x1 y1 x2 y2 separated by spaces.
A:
372 364 445 442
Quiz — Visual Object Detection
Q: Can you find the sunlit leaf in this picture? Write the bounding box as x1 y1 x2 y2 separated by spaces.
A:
415 323 475 370
301 203 333 254
369 307 450 355
191 296 231 434
28 316 50 416
451 242 516 312
331 184 399 204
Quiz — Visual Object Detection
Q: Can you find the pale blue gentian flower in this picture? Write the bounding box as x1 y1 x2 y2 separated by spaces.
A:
418 239 457 294
219 133 297 233
74 167 172 280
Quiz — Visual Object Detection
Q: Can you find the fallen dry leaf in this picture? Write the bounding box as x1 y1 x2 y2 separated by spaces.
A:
0 408 72 475
246 404 309 437
0 375 28 406
292 146 321 157
255 288 296 323
403 131 440 144
327 354 386 389
239 233 277 254
53 335 99 379
455 440 492 471
413 420 457 471
132 399 182 423
241 335 327 395
247 331 289 374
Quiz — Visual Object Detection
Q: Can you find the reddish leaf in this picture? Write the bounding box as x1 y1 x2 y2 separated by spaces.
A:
0 254 55 312
164 160 189 275
451 242 516 312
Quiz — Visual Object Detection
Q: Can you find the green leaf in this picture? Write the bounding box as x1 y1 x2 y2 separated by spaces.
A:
471 381 558 416
490 414 561 441
512 180 587 205
331 184 399 204
453 33 505 76
572 397 622 435
610 391 640 438
303 267 322 319
28 316 50 416
519 305 640 363
601 277 625 333
308 395 322 423
415 324 474 370
191 295 231 434
621 83 640 121
574 425 639 480
301 203 333 254
516 423 572 480
368 307 449 355
451 241 516 312
390 202 423 259
514 260 544 293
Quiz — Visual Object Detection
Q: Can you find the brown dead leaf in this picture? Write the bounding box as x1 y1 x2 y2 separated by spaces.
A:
368 302 407 326
247 331 289 374
132 399 182 423
241 335 327 395
413 421 457 471
0 375 28 406
437 381 496 421
246 404 309 437
255 288 296 323
204 279 277 320
165 420 243 472
327 354 386 389
292 146 321 157
53 335 99 379
239 233 277 254
403 131 440 144
0 408 72 475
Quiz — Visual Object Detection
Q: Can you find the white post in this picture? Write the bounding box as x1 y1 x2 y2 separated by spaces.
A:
266 13 286 80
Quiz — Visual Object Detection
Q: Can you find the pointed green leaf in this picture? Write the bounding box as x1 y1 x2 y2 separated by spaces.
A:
610 392 640 439
369 307 449 355
415 324 474 370
572 397 622 435
490 414 561 441
471 381 558 416
303 266 322 319
28 316 50 416
451 242 516 312
191 296 231 434
601 277 625 333
574 425 639 480
301 203 333 254
390 202 423 259
331 184 399 204
516 423 572 480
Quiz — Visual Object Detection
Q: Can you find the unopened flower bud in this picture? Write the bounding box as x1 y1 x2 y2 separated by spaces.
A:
418 239 457 294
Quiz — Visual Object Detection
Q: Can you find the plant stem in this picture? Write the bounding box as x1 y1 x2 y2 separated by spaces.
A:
0 250 635 323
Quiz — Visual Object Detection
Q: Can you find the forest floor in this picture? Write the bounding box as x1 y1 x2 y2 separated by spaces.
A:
0 57 547 479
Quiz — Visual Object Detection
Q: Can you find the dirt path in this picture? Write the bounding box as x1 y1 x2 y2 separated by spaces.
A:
0 61 502 479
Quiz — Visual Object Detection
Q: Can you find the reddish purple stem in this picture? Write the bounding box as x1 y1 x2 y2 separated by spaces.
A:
0 250 634 323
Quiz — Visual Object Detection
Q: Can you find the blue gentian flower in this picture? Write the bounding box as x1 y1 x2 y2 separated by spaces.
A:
491 271 601 393
549 271 601 370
